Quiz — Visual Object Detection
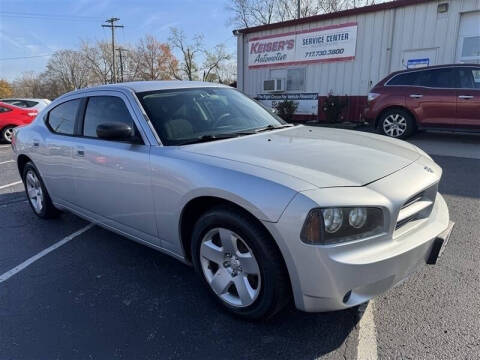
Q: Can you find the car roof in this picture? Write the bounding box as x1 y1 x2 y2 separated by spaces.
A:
388 63 480 77
77 80 230 94
0 98 49 102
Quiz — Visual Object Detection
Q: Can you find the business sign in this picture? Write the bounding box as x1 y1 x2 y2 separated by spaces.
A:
407 58 430 69
248 22 357 68
257 93 318 115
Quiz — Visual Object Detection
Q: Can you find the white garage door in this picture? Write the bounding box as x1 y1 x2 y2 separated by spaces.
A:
457 11 480 64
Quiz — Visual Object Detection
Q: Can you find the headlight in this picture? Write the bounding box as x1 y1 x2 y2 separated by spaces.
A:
300 207 384 245
367 92 380 102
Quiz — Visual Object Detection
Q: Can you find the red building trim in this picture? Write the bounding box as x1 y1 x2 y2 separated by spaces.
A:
234 0 434 35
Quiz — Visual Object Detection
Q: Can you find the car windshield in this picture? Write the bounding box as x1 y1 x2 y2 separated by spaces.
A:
136 87 287 145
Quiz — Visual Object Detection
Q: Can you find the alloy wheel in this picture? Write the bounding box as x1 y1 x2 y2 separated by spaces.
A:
3 127 14 142
26 170 44 214
383 114 407 137
200 227 261 308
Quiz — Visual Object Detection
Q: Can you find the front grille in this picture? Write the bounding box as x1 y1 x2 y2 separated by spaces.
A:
395 185 437 233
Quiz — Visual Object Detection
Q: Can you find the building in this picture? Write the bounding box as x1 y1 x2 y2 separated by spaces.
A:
234 0 480 122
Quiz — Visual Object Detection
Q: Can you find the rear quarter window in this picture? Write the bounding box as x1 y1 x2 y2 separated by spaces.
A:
46 99 81 135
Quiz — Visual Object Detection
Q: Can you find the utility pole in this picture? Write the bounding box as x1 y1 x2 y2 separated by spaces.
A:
116 47 128 82
297 0 301 19
102 17 124 83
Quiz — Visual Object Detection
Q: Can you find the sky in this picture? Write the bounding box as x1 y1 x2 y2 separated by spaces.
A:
0 0 238 81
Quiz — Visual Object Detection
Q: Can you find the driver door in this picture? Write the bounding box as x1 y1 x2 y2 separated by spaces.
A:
70 91 158 244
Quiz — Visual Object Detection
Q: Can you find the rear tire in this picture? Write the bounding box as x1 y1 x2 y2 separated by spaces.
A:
22 162 59 219
378 109 415 139
1 126 15 143
191 205 290 320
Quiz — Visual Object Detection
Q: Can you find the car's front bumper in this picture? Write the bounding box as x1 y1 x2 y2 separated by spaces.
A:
263 160 451 312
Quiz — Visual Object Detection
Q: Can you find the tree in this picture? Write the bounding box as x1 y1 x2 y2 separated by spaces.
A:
44 50 89 93
169 28 203 81
0 80 13 98
202 44 232 82
81 40 113 85
227 0 381 28
135 35 179 80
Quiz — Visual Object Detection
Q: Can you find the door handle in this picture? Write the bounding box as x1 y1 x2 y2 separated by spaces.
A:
409 94 423 98
458 95 474 99
77 150 85 157
33 142 39 147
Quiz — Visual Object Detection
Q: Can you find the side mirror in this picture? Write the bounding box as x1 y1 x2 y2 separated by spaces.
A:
96 122 135 141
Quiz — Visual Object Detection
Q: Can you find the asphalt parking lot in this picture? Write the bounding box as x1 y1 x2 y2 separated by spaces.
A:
0 131 479 360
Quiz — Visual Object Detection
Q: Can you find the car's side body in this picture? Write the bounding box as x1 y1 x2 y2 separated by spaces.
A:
0 98 51 111
13 81 452 315
0 102 38 142
364 64 480 135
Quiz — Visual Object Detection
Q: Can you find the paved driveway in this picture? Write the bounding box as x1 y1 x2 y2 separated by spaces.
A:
0 131 479 359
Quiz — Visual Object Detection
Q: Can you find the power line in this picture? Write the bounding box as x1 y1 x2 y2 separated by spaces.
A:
0 11 102 21
0 54 53 61
102 17 124 83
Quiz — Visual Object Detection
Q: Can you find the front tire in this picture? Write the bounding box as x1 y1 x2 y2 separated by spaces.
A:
1 126 15 143
191 206 290 320
378 109 415 139
23 162 59 219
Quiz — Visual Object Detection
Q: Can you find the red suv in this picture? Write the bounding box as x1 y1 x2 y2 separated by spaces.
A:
0 102 38 143
364 64 480 139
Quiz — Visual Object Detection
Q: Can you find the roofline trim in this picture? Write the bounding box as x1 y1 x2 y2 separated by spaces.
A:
233 0 435 35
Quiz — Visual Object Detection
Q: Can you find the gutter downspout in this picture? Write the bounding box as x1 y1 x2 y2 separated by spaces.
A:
234 30 245 91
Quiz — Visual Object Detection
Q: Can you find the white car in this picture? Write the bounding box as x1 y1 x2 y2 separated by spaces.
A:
12 81 454 319
0 98 50 111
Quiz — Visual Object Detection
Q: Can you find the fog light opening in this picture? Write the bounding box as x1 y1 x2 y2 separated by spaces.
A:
343 290 352 304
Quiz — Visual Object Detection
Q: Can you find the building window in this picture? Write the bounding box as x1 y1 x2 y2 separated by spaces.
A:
270 68 305 92
461 36 480 61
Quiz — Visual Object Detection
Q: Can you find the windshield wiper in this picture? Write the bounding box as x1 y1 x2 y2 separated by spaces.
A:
249 124 295 133
175 133 241 145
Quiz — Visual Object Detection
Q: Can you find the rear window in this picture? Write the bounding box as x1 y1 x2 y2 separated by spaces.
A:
388 68 455 88
416 68 455 88
46 99 81 135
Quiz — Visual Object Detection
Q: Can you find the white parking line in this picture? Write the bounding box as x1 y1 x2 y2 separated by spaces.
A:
0 224 94 284
0 160 15 165
0 181 22 190
357 301 378 360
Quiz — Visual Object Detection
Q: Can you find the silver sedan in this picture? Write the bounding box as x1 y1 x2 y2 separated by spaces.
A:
12 81 453 319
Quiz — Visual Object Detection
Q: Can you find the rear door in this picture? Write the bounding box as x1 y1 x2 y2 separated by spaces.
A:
42 98 83 204
455 67 480 129
70 91 158 244
404 68 457 128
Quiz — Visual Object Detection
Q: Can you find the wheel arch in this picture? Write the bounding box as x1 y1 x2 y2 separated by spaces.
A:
375 106 417 129
179 196 292 296
17 154 32 178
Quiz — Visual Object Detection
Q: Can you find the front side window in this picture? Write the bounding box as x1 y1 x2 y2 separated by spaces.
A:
83 96 134 138
0 106 11 113
47 99 80 135
137 87 286 145
457 68 480 89
416 68 455 88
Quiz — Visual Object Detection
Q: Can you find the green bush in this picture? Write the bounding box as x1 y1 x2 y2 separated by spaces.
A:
274 100 298 122
322 94 348 123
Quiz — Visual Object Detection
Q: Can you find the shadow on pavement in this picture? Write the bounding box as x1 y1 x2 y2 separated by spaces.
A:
1 224 358 360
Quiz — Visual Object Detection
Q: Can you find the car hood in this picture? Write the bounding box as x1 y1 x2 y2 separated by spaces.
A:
184 126 421 188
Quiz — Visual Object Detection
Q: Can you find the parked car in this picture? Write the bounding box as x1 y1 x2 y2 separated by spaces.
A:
12 81 453 319
365 64 480 138
0 102 38 143
0 98 51 111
